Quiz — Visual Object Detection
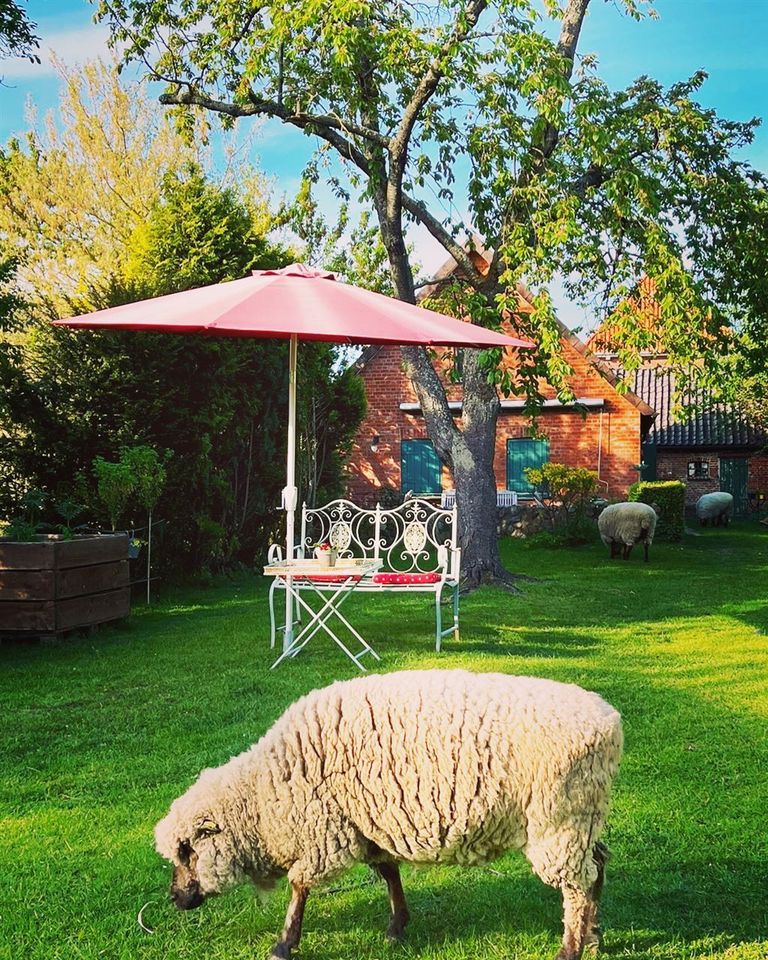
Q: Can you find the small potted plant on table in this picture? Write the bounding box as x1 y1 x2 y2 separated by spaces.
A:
313 541 337 568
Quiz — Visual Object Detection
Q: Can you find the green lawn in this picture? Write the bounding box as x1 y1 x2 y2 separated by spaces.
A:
2 526 767 960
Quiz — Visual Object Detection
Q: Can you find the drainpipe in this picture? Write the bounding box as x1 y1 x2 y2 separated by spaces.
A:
596 408 609 497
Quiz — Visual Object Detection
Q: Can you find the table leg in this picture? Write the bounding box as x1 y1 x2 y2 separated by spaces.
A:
270 575 380 671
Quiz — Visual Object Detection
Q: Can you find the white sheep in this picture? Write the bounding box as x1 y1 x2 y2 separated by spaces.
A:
696 491 734 527
155 670 623 960
598 501 658 562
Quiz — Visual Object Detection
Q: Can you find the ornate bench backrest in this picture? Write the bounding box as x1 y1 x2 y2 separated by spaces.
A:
301 497 459 577
301 499 378 561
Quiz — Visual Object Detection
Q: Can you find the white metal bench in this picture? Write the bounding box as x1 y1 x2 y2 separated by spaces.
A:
268 497 461 652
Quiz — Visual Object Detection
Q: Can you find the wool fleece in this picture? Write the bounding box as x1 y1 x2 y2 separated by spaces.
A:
156 670 623 960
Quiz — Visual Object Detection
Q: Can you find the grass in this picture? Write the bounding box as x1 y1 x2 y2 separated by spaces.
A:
2 524 767 960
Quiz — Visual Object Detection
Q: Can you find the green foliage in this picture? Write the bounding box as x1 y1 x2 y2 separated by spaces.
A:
125 164 286 297
377 484 405 509
524 462 599 543
97 0 768 413
3 489 45 541
0 0 39 64
55 499 85 540
93 457 136 531
120 446 169 513
628 479 686 542
298 350 367 506
2 488 86 541
93 447 168 530
0 138 365 572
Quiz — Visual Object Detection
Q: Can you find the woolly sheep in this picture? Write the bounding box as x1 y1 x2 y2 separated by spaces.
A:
696 491 734 527
598 501 658 562
155 670 623 960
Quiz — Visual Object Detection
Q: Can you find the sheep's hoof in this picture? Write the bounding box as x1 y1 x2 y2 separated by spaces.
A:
584 926 603 953
270 942 292 960
386 913 409 941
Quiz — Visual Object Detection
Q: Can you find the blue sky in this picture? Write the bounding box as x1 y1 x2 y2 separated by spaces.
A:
2 0 767 324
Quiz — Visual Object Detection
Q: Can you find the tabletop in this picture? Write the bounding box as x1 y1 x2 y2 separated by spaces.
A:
263 557 381 578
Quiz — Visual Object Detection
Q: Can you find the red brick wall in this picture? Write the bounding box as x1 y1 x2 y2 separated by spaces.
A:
347 338 644 503
747 452 768 499
655 451 720 504
655 450 768 506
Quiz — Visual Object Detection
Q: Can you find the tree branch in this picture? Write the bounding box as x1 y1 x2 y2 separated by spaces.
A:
489 0 591 287
401 195 485 284
158 88 390 150
390 0 488 181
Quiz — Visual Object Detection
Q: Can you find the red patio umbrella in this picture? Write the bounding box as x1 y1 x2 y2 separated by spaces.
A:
55 264 533 647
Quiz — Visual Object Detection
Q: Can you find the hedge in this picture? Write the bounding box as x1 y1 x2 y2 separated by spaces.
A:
628 480 686 542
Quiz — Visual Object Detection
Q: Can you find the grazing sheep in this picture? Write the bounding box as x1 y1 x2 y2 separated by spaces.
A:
598 501 657 562
696 491 734 527
155 670 623 960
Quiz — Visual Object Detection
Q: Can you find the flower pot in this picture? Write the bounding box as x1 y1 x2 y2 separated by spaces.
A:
314 547 338 567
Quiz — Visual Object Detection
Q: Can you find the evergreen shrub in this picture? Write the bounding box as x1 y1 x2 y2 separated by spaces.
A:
628 479 686 541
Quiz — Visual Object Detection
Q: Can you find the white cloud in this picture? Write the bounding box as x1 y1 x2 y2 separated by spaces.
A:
1 24 112 79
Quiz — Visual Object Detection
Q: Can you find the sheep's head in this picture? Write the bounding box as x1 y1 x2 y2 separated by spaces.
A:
155 772 248 910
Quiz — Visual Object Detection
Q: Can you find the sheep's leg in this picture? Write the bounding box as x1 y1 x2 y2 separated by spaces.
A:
643 540 650 563
622 543 632 560
555 883 597 960
609 541 619 559
584 841 609 952
270 882 309 960
374 862 410 940
553 841 609 959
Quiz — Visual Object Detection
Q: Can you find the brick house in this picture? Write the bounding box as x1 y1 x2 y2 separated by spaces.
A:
587 278 768 515
346 255 653 504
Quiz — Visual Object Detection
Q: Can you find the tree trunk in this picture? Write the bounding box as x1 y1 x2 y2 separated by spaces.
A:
453 347 527 588
377 195 524 590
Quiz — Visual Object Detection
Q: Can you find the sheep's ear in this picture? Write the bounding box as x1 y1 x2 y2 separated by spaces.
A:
195 817 221 838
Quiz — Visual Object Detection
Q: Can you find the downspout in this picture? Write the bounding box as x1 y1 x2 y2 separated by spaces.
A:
596 408 609 497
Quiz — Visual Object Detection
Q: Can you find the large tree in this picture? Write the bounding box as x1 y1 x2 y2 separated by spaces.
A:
98 0 768 585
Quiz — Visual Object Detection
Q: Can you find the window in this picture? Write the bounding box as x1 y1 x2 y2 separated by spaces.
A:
506 438 550 495
401 439 441 494
688 460 710 480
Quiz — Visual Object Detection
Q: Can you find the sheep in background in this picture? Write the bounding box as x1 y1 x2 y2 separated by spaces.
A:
598 501 658 562
696 491 734 527
155 670 623 960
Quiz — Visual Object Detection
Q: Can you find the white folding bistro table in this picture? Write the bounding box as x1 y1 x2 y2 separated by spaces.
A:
264 557 382 671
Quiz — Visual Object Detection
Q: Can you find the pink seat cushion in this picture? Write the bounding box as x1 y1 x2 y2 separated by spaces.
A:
372 572 442 585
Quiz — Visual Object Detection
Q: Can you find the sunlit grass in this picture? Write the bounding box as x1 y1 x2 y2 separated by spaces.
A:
2 524 767 960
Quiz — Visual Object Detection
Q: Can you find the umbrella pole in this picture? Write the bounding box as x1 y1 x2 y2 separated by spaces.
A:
283 333 299 651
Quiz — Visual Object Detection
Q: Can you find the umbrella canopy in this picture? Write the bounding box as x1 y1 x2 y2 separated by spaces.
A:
56 262 533 348
55 263 533 650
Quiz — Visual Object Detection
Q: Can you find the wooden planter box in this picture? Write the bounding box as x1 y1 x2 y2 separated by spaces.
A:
0 534 130 637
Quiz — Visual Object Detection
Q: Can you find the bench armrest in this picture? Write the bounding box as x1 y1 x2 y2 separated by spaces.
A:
267 543 305 563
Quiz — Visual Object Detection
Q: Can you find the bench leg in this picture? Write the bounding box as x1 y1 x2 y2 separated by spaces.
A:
452 584 460 642
435 586 443 653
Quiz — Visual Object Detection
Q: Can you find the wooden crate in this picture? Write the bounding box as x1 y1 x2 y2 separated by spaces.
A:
0 535 130 637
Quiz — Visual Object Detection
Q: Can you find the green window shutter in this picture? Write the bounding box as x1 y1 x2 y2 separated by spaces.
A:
401 440 441 494
506 438 550 494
